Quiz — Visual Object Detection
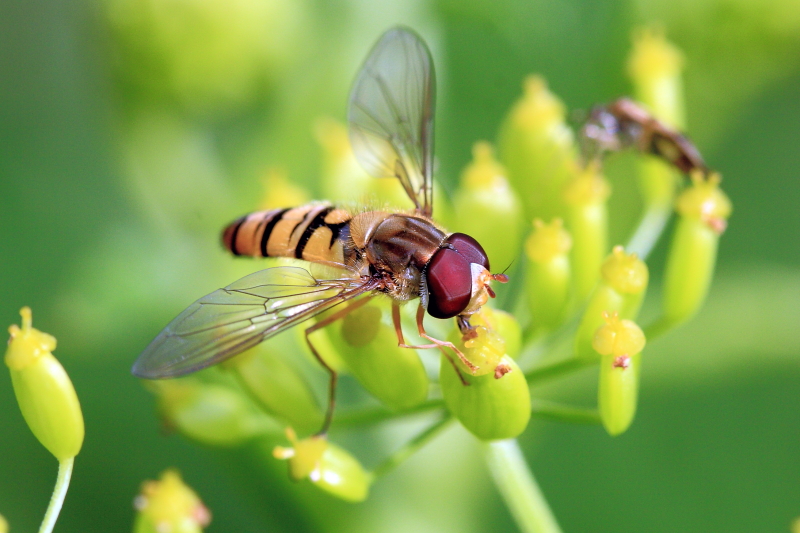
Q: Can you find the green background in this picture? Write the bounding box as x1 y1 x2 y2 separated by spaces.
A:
1 0 799 531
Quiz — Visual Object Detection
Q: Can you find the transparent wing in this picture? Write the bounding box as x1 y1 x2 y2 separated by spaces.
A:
348 26 436 217
132 266 370 379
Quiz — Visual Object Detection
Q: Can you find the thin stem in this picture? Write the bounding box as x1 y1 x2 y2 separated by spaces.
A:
626 202 672 261
484 440 562 533
525 357 594 385
371 415 453 479
334 399 444 428
39 457 74 533
530 399 601 424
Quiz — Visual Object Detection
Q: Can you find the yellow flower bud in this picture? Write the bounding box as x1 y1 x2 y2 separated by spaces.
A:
525 219 572 334
601 245 649 296
592 312 646 357
133 470 211 533
454 142 524 268
593 313 645 436
5 308 84 461
273 428 371 502
563 165 611 301
448 326 506 377
469 307 522 360
498 75 578 223
574 248 649 360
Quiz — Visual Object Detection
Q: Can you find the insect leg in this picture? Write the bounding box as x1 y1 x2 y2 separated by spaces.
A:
304 295 375 436
391 302 469 386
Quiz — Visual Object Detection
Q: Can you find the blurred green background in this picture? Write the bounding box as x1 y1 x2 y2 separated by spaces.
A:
2 0 800 531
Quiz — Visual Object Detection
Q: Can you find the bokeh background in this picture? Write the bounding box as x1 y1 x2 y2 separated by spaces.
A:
2 0 800 531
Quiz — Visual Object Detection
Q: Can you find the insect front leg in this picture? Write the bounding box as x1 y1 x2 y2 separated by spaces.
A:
304 296 374 436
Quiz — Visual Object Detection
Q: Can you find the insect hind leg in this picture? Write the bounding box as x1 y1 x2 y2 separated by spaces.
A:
304 295 374 436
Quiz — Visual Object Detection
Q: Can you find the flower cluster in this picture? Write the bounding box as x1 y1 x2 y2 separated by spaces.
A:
138 28 730 503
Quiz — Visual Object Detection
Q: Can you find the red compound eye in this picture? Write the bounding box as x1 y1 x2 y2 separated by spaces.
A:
425 248 472 319
445 233 490 271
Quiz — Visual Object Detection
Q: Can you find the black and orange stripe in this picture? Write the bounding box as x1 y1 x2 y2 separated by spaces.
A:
222 204 356 266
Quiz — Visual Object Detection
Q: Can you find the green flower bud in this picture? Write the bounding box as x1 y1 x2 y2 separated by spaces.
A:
525 218 572 335
274 428 371 502
454 142 524 268
574 247 649 361
661 173 732 327
5 308 84 461
133 469 211 533
627 27 686 129
626 28 687 255
498 76 579 223
563 164 611 302
593 312 646 435
153 380 274 447
228 345 323 435
440 354 531 441
329 300 428 411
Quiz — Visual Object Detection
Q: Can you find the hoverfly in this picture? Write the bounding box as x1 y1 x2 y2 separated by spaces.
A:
132 27 508 435
580 97 708 175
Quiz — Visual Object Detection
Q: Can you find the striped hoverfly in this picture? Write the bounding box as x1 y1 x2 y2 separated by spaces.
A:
132 27 508 434
579 97 708 175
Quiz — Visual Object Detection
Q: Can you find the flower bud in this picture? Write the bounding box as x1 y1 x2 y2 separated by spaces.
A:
453 142 524 268
5 308 84 461
274 428 371 502
133 469 211 533
627 27 685 129
626 28 687 256
574 247 648 361
447 326 506 377
228 345 323 435
593 312 645 435
153 379 274 447
525 219 572 335
469 307 522 360
440 354 531 441
661 173 731 327
563 165 611 302
328 300 428 411
498 76 578 223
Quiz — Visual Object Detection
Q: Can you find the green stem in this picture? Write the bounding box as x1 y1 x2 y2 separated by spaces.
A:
626 202 672 261
530 399 600 424
484 440 562 533
371 415 453 479
38 457 74 533
525 357 594 385
334 399 444 428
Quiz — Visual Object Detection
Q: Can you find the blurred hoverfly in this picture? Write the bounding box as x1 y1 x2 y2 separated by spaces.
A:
132 27 508 434
580 97 708 175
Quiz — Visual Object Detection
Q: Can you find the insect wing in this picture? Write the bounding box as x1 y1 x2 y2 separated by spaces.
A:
348 26 436 216
132 266 368 379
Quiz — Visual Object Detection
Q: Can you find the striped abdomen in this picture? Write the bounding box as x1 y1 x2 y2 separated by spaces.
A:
222 204 355 266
